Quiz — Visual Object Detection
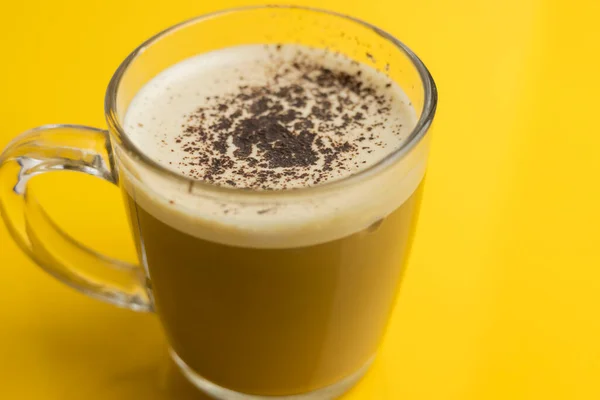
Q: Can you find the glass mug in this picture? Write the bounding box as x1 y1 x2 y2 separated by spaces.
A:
0 6 436 400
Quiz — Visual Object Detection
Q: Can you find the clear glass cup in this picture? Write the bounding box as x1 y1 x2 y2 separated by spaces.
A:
0 6 436 399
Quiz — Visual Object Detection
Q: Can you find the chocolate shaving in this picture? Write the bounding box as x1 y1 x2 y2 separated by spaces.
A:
169 45 398 189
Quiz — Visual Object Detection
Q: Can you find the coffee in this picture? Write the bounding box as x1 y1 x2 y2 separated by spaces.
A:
120 44 424 395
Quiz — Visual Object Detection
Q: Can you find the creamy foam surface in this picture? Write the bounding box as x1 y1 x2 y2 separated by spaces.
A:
125 45 414 189
121 45 426 248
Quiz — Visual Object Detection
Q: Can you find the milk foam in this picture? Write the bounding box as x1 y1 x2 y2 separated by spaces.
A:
120 45 427 248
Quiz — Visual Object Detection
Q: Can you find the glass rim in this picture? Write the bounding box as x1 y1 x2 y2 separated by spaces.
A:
104 4 437 197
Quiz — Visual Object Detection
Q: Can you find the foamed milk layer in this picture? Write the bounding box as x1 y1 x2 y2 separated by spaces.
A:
121 44 426 248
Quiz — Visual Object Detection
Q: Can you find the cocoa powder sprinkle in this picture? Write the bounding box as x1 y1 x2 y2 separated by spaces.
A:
169 46 399 189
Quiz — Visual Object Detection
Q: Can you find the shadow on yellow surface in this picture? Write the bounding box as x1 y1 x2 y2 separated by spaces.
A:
95 354 211 400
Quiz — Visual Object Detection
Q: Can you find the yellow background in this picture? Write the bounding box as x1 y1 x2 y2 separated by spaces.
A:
1 0 599 399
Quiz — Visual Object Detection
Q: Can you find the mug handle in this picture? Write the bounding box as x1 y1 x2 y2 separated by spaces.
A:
0 124 152 312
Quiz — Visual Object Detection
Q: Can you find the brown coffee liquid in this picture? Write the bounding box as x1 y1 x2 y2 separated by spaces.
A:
122 182 423 395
